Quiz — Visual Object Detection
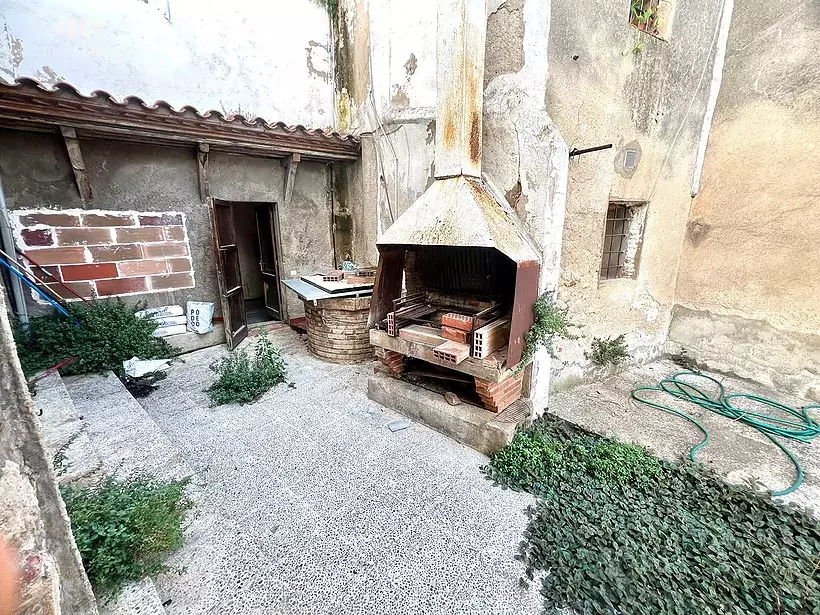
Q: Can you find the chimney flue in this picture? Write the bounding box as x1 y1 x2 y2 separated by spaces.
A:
435 0 487 180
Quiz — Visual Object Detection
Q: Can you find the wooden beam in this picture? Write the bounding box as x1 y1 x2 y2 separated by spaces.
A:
281 153 301 206
60 126 92 202
196 142 210 203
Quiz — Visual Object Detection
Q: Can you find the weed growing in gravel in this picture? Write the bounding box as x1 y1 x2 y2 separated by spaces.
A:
206 333 286 405
485 416 820 614
61 474 193 597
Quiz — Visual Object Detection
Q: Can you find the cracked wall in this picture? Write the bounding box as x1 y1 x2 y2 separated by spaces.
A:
0 0 333 126
669 0 820 401
546 0 724 389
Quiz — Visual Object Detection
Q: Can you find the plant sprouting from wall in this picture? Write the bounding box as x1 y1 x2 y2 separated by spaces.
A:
586 334 630 367
515 293 576 374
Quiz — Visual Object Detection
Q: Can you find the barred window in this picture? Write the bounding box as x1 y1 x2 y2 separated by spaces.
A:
600 202 647 280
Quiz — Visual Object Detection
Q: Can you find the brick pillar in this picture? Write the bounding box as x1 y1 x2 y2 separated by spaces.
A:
475 374 523 413
380 350 405 376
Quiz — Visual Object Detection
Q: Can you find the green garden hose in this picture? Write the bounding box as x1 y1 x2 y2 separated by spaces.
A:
631 371 820 496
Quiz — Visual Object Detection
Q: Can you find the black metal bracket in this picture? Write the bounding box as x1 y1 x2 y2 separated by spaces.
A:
569 143 613 158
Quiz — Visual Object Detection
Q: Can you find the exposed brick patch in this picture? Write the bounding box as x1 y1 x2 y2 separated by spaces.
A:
475 374 523 413
381 350 405 376
61 263 118 282
96 277 148 296
19 212 80 227
30 266 61 281
164 226 185 241
119 260 167 276
116 227 164 243
143 243 188 258
46 282 94 300
24 247 86 265
81 213 136 227
150 272 194 290
139 213 183 226
12 209 195 301
56 227 113 246
21 228 53 247
167 258 192 273
88 244 143 262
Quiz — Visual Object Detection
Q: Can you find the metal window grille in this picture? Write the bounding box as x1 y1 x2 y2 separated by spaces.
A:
600 203 632 280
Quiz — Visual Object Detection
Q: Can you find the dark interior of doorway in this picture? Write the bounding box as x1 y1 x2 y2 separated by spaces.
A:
232 203 281 325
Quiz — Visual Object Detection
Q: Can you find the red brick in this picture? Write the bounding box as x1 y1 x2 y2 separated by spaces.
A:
149 272 194 290
24 247 86 265
119 260 166 276
166 257 191 273
475 375 523 413
81 213 136 227
45 282 94 300
139 213 183 226
142 243 188 258
164 226 185 241
95 277 147 296
441 313 473 331
88 244 143 262
61 263 118 281
21 228 53 247
18 212 80 227
116 227 164 243
56 228 112 246
442 326 469 344
29 265 61 282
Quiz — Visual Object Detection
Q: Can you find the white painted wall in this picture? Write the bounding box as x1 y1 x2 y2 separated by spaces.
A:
0 0 334 127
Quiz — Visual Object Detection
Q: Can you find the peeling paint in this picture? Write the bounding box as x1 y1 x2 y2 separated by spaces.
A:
305 40 330 81
34 66 64 87
404 53 417 76
390 84 410 109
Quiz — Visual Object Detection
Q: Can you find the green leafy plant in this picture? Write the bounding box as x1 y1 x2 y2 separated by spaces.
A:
485 417 820 614
515 293 575 373
206 333 286 405
60 475 193 597
586 333 630 367
12 300 172 378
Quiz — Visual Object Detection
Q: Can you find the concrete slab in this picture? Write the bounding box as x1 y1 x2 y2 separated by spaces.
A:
549 359 820 512
368 371 530 455
136 327 541 614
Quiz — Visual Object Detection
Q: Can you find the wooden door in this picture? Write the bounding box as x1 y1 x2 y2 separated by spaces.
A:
209 198 248 349
254 204 281 320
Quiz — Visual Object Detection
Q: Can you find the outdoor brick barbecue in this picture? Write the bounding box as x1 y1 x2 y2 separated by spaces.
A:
367 0 540 422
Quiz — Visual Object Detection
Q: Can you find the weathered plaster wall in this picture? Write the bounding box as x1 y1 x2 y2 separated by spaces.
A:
546 0 724 388
669 1 820 400
0 285 97 615
0 130 334 320
0 0 333 127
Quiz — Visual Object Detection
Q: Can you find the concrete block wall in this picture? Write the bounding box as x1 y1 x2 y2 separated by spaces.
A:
12 209 195 302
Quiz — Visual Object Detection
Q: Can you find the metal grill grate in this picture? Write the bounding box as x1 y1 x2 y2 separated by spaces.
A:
600 203 632 280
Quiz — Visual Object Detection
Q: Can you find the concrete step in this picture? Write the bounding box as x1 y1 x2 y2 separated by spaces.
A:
33 372 102 485
63 371 193 481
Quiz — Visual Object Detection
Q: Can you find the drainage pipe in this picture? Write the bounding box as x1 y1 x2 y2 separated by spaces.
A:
0 174 27 325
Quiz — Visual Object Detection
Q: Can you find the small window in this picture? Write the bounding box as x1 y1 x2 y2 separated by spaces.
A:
630 0 675 41
600 202 647 281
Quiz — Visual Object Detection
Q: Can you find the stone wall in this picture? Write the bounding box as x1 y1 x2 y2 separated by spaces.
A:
0 129 335 321
669 0 820 400
0 284 97 615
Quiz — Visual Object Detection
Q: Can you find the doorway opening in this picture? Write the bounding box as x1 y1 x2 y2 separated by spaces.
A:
209 199 282 349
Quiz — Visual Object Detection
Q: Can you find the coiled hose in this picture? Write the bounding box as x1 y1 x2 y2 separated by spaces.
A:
631 372 820 496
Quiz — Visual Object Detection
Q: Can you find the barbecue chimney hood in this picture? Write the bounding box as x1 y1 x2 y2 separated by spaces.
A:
376 0 540 266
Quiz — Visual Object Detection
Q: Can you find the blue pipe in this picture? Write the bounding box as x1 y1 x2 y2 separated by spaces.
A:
0 254 79 324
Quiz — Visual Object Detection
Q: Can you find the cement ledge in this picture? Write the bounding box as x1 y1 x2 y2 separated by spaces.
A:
367 371 531 456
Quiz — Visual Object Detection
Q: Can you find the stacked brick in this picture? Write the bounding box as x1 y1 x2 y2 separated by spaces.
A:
303 296 374 364
474 373 523 413
379 350 406 376
12 210 194 301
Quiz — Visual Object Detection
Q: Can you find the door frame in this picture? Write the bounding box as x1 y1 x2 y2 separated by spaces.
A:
208 199 285 348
